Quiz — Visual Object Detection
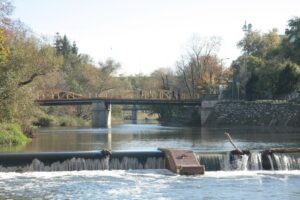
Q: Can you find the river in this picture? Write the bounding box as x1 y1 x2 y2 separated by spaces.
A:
1 122 300 199
5 122 300 152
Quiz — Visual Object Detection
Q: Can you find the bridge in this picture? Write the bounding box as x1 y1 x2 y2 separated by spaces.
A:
35 90 203 128
36 98 202 106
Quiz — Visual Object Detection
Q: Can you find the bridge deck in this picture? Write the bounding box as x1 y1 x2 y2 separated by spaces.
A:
35 98 202 106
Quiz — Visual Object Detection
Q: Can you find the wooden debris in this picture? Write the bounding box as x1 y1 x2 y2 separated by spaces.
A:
224 131 243 154
262 147 300 155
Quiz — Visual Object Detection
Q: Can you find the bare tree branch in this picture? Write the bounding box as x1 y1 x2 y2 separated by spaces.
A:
17 72 46 87
224 131 243 154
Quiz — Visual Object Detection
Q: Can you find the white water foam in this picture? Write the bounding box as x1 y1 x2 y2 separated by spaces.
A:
204 170 300 178
0 170 300 180
0 169 299 200
0 169 173 180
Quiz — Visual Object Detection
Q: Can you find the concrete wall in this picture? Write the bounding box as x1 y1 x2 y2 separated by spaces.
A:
200 100 219 125
204 101 300 127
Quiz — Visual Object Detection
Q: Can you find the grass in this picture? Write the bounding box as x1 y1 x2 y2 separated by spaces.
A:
0 123 31 145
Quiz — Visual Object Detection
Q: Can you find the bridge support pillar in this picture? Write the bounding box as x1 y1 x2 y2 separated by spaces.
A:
201 100 219 125
92 102 111 128
131 105 138 122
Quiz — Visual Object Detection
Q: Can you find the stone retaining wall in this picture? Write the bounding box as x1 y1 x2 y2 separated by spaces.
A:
205 101 300 127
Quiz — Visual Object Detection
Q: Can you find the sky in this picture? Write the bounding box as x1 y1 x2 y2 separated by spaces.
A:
12 0 300 75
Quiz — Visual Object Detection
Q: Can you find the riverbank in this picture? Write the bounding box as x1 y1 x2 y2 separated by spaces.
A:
155 100 300 127
34 115 91 127
34 114 157 128
156 106 201 126
205 101 300 127
0 123 31 145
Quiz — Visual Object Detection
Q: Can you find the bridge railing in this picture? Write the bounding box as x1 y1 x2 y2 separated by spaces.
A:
38 91 83 100
38 90 201 101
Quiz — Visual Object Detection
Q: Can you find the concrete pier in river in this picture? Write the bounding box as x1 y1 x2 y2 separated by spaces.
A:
91 102 112 128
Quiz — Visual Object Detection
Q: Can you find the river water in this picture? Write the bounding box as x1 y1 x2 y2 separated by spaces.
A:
1 122 300 199
8 122 300 152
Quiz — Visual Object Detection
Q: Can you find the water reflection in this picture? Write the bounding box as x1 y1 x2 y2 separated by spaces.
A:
1 124 300 152
107 129 112 151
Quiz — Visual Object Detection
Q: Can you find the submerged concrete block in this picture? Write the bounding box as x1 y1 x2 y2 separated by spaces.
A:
159 148 205 175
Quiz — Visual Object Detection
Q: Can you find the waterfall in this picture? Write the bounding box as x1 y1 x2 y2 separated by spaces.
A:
267 155 274 170
0 158 110 172
197 152 251 171
109 157 165 170
197 151 300 171
239 154 249 170
0 156 165 172
272 153 300 170
197 152 230 171
1 151 299 172
229 154 249 171
30 157 110 171
249 152 263 170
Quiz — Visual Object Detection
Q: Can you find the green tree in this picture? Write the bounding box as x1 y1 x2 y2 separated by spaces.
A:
0 28 63 126
238 29 281 59
283 17 300 64
233 27 291 100
245 72 259 100
275 62 300 96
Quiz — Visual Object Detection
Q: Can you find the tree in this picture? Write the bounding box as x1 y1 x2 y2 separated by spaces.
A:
0 28 8 64
0 0 13 27
238 29 281 58
232 27 288 100
245 72 259 100
54 33 74 58
275 62 300 96
0 28 63 125
79 58 123 96
53 33 88 93
283 17 300 64
99 59 120 76
0 0 11 64
151 68 174 90
176 35 221 97
238 30 262 56
71 41 78 55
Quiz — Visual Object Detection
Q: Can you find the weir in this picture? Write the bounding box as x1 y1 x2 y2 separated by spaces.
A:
0 149 299 173
0 151 165 172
